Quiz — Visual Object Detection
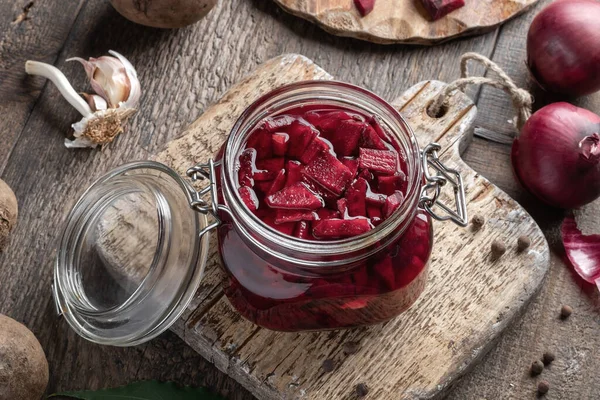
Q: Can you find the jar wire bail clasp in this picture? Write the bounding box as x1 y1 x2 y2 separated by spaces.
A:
419 143 468 227
186 159 228 237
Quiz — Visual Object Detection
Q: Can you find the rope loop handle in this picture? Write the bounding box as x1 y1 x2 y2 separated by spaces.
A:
429 52 533 131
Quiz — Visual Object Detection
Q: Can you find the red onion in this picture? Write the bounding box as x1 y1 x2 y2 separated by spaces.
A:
512 102 600 209
561 214 600 291
527 0 600 97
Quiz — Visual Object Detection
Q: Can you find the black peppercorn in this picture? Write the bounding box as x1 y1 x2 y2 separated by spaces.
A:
530 360 544 376
355 383 369 398
542 352 555 366
538 380 550 395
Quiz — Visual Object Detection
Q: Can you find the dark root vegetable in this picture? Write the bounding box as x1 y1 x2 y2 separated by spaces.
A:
512 103 600 209
0 314 49 400
0 179 18 251
527 0 600 97
110 0 218 29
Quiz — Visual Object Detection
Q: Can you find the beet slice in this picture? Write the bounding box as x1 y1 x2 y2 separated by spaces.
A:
286 121 318 159
378 173 407 196
272 132 289 156
303 152 353 195
268 169 287 195
254 180 273 194
304 110 357 136
313 218 372 239
359 125 388 150
299 137 334 164
266 182 323 210
330 120 365 156
337 198 348 217
285 160 303 187
383 191 404 218
238 186 259 212
346 178 368 217
262 214 296 236
275 209 318 224
373 257 395 290
420 0 465 21
359 148 398 175
367 204 382 219
341 157 359 177
354 0 375 17
317 207 340 220
254 157 285 181
561 215 600 290
294 221 312 239
238 148 257 187
246 128 273 160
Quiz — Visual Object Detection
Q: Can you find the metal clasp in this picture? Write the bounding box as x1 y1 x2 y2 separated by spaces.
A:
186 159 224 237
419 143 468 227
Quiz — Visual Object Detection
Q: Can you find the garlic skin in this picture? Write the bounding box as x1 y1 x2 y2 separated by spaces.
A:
25 50 141 149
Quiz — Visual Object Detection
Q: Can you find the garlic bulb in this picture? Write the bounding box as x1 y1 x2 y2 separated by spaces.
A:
25 50 141 149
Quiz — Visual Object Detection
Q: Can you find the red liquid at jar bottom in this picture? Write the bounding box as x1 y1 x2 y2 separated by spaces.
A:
217 211 432 331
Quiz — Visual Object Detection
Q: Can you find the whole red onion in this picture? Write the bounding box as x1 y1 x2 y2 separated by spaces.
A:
512 103 600 209
527 0 600 97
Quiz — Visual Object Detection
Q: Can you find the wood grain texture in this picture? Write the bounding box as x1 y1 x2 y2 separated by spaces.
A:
273 0 539 44
1 0 598 399
147 55 550 400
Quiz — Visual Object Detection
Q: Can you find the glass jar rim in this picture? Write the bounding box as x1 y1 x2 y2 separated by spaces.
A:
221 80 423 264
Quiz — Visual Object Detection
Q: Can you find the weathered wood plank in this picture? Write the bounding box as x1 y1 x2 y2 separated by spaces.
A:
273 0 539 44
154 55 550 400
0 0 86 174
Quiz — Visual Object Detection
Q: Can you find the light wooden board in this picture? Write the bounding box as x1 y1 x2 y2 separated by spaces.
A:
146 54 550 399
273 0 540 45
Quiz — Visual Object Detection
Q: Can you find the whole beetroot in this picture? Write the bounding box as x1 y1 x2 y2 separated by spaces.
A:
0 314 49 400
110 0 218 29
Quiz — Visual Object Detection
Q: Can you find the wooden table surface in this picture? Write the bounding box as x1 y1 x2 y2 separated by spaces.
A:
0 1 598 399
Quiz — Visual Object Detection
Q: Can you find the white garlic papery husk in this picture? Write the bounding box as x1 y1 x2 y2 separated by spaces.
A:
25 50 141 149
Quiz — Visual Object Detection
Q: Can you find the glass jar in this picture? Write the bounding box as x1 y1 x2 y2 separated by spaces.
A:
54 81 467 345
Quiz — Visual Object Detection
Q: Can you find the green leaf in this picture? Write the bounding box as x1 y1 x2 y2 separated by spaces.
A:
49 381 225 400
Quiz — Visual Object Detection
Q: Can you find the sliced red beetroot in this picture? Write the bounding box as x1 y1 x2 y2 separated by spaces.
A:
246 129 273 159
302 152 353 195
286 121 318 159
262 214 296 236
272 132 289 156
238 186 259 212
337 198 348 217
313 218 372 239
275 209 318 224
238 148 256 187
354 0 375 17
304 110 355 135
561 215 600 290
317 207 340 220
359 148 398 175
254 180 273 194
373 257 396 290
346 178 368 217
285 160 303 187
299 137 334 164
420 0 465 21
268 169 286 195
302 177 338 205
359 125 388 150
330 120 365 156
367 204 382 219
341 158 359 177
261 115 296 131
294 221 312 240
254 157 285 181
366 185 387 206
266 182 323 210
383 191 404 218
369 115 396 149
378 173 407 195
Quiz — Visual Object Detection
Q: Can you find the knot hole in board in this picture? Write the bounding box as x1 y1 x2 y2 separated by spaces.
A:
426 100 448 119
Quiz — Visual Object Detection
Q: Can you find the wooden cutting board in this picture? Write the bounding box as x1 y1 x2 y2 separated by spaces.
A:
151 54 549 399
272 0 540 44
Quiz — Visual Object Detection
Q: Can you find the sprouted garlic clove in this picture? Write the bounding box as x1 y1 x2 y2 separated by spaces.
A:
25 50 141 149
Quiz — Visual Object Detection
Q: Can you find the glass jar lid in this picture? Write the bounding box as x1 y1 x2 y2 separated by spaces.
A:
53 161 209 346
